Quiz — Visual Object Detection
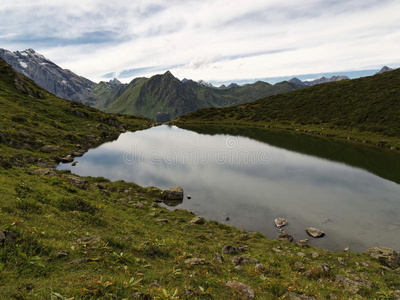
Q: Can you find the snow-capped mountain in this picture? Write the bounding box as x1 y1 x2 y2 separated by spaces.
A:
0 48 96 104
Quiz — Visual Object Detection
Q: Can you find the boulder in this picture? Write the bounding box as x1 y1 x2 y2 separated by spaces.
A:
225 281 255 299
365 247 400 269
275 218 288 228
306 227 325 238
162 186 184 200
66 175 88 189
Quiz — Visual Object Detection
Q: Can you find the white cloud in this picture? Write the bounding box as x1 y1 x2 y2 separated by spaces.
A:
1 0 399 83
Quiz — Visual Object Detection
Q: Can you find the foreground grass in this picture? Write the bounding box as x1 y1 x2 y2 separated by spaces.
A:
173 69 400 150
1 166 400 299
1 58 399 299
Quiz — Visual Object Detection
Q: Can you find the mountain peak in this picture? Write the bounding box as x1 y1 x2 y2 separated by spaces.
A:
377 66 393 74
108 78 122 86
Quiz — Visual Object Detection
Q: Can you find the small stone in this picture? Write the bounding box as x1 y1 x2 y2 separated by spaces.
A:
222 245 247 254
344 247 350 252
189 216 205 225
231 256 259 266
277 231 293 242
156 219 168 224
282 292 316 299
318 263 330 273
311 252 320 259
298 239 309 244
184 258 208 265
71 161 77 166
187 195 191 199
297 252 306 258
212 253 224 264
306 227 325 238
275 218 288 228
61 155 74 163
255 263 266 273
226 217 230 221
338 257 346 265
294 261 305 271
56 250 70 258
225 281 255 299
234 265 242 271
149 281 161 288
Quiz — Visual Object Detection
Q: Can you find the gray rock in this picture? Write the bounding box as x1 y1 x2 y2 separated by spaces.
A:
212 253 224 264
365 247 400 269
335 275 374 294
66 175 88 189
222 245 247 254
71 161 78 166
306 227 325 238
294 261 305 271
33 168 58 177
56 250 70 258
189 216 205 225
184 258 208 265
277 231 293 242
156 219 169 224
40 145 60 153
162 186 184 200
275 218 288 228
231 256 259 266
318 263 330 273
61 155 74 163
0 231 5 242
225 281 255 299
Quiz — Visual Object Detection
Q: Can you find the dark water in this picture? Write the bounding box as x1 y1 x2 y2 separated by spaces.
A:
58 125 400 252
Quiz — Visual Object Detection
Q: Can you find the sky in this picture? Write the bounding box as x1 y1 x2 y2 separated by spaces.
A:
1 0 400 85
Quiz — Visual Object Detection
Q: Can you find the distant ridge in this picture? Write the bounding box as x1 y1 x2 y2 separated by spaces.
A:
289 75 349 86
376 66 393 74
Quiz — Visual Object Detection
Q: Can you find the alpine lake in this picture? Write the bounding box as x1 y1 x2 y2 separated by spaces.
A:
58 125 400 253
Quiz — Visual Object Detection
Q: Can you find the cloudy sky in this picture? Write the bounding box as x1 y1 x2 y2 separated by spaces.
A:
1 0 399 85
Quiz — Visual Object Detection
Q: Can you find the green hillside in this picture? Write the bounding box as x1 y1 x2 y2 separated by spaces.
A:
92 72 304 122
175 69 400 149
1 58 399 299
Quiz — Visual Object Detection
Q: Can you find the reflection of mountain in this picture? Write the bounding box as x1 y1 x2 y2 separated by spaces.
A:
179 125 400 185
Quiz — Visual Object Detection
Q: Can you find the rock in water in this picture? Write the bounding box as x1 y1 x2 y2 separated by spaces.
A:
306 227 325 238
275 218 288 228
277 231 293 242
162 186 184 200
365 247 400 269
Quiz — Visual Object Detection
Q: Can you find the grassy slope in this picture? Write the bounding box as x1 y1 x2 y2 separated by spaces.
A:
1 60 399 299
174 70 400 149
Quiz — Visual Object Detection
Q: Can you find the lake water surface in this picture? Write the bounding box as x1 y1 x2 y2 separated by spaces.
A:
58 125 400 252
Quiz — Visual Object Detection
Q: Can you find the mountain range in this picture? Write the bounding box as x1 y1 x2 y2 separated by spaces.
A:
0 48 394 122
